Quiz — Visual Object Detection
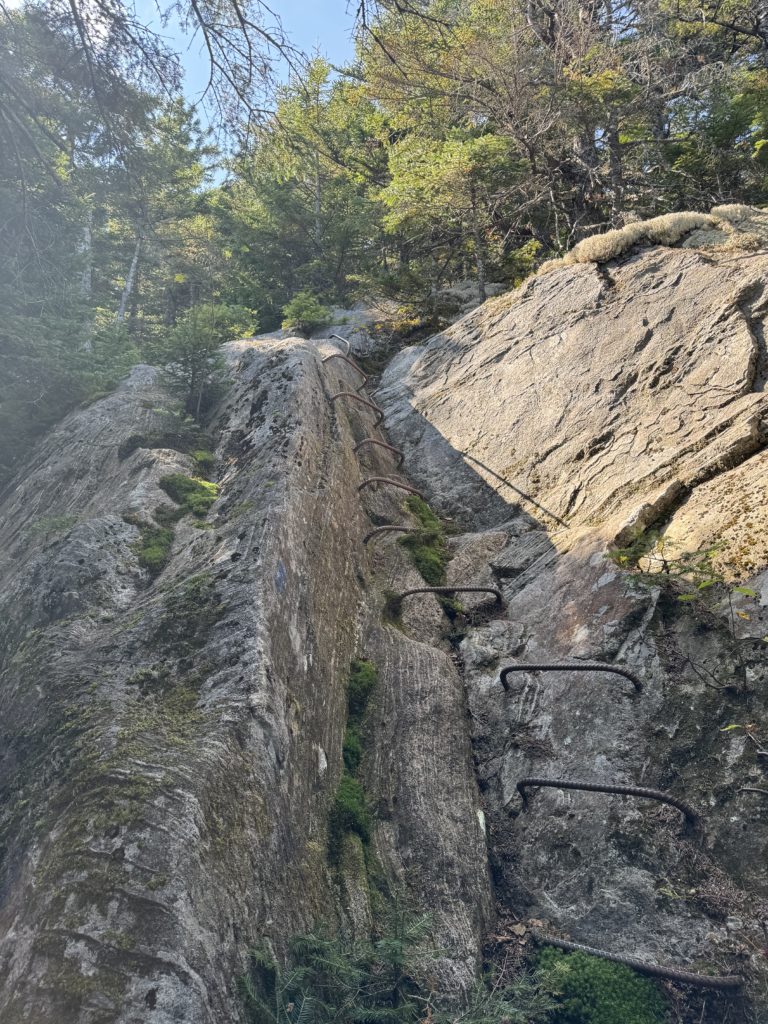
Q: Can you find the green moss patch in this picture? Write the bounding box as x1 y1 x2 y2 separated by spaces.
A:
537 947 668 1024
329 774 371 857
330 659 378 863
159 473 219 517
399 495 449 586
346 658 377 717
191 449 215 477
404 493 442 533
341 660 377 773
25 514 78 538
132 524 174 575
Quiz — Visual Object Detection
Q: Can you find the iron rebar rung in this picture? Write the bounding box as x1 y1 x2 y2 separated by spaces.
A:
329 333 350 355
358 477 423 497
321 353 368 392
512 777 698 825
354 438 405 466
330 392 384 425
500 662 642 693
394 585 504 605
532 931 742 990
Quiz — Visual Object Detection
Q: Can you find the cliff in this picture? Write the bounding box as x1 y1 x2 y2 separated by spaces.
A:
2 205 768 1021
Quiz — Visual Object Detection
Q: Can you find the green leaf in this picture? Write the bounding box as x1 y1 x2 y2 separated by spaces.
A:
733 586 758 597
719 724 742 732
677 593 697 602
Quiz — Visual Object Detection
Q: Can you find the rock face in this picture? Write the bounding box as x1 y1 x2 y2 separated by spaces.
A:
0 343 489 1021
377 221 768 1014
3 210 768 1022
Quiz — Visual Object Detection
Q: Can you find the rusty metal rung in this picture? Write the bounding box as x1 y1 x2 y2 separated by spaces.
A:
354 438 405 467
511 777 698 825
358 477 423 497
330 333 350 355
330 392 384 425
321 353 368 392
393 585 504 605
531 931 742 990
500 662 642 693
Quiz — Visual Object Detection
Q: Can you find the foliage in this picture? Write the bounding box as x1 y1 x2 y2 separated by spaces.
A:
536 948 667 1024
191 449 216 478
399 495 449 587
608 530 760 608
117 418 211 461
397 496 461 620
241 920 554 1024
132 524 174 576
159 474 219 517
328 774 371 858
608 530 760 687
224 59 389 324
148 303 256 417
346 659 377 718
343 659 377 773
331 659 379 857
281 291 332 338
25 515 78 538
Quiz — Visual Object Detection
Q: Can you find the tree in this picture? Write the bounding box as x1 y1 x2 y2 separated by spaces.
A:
281 291 331 337
221 59 390 322
149 303 256 418
358 0 768 256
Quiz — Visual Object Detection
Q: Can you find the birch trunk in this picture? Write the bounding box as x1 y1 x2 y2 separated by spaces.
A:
116 235 142 325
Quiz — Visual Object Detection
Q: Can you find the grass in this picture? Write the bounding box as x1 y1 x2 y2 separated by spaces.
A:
399 495 449 586
329 659 378 863
159 473 219 517
537 947 668 1024
191 449 215 477
133 524 174 575
328 774 371 858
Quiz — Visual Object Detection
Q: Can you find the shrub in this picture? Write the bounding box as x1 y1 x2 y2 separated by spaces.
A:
241 922 554 1024
537 947 667 1024
134 525 174 575
159 473 219 517
191 449 215 477
328 774 371 856
347 659 377 718
330 660 379 857
148 303 257 418
281 291 332 337
399 495 449 586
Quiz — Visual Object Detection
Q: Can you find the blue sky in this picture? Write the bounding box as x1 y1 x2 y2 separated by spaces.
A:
134 0 358 105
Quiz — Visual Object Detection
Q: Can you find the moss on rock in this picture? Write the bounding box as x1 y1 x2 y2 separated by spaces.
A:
159 474 219 517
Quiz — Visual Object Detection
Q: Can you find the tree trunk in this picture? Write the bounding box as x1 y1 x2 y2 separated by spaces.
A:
116 235 142 325
607 117 625 225
79 209 92 300
469 184 487 303
80 208 94 352
314 150 322 249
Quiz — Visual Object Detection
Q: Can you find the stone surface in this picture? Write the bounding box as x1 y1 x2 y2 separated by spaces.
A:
378 246 768 543
5 212 768 1021
0 336 491 1021
377 230 768 1013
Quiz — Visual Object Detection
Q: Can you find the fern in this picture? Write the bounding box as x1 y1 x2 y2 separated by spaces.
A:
241 918 556 1024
